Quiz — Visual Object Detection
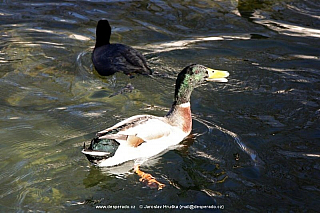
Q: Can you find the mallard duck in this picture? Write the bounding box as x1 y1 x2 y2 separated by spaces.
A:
82 64 229 189
92 19 152 76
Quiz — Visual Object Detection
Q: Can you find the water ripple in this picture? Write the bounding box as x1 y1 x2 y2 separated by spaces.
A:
193 116 262 166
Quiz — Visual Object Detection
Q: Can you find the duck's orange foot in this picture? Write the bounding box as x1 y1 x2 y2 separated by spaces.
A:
134 165 165 190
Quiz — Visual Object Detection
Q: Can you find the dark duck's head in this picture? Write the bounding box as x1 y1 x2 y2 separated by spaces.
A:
95 19 111 48
92 19 152 76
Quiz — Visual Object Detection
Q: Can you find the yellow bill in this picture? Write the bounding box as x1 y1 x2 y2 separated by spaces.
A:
206 68 230 82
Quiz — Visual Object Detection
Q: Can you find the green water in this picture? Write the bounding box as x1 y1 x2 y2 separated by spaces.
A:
0 0 319 212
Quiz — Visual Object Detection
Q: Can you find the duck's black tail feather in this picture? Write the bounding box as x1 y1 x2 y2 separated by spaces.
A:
82 137 120 164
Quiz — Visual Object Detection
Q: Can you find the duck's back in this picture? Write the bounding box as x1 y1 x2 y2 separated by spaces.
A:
92 43 152 76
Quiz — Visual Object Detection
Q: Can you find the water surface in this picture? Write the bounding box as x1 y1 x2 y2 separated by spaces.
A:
0 0 319 212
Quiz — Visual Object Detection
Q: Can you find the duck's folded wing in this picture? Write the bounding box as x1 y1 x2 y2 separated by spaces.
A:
97 115 153 136
120 45 150 72
98 115 173 147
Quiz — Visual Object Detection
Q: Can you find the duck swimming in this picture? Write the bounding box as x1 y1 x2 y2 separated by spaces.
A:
92 20 152 76
82 64 229 189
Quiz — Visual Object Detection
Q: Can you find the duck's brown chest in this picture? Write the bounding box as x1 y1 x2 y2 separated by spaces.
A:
167 104 192 134
181 106 192 133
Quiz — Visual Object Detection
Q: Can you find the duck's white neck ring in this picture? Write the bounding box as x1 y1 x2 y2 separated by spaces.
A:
177 102 190 108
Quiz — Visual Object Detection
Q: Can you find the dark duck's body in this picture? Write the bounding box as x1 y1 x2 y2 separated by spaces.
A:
92 20 152 76
82 64 229 189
